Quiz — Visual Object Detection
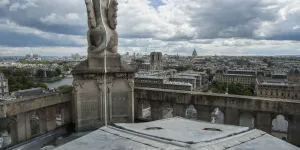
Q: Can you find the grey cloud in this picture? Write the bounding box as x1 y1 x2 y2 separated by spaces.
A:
1 0 87 36
187 0 278 39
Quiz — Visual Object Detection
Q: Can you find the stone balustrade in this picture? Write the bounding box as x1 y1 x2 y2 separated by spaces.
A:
0 92 72 145
134 87 300 146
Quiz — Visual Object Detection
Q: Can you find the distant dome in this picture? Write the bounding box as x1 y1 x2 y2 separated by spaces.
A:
192 49 197 57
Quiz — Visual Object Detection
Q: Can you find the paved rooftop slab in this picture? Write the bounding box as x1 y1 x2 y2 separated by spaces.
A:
55 117 300 150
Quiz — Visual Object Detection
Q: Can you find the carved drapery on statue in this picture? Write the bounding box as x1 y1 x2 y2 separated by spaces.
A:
85 0 118 56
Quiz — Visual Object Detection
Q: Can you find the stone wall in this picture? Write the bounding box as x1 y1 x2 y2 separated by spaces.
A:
0 92 72 118
134 87 300 146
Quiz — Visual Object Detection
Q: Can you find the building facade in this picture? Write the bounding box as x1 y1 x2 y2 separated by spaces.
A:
215 69 256 87
256 68 300 99
134 76 193 91
150 52 163 70
0 72 9 97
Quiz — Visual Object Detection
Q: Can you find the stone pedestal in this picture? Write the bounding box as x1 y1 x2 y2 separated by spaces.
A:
72 54 135 131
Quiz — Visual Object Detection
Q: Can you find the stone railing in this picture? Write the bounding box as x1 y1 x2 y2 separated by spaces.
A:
134 87 300 146
0 92 72 145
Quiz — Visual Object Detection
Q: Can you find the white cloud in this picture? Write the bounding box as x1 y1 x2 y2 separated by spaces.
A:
0 0 10 7
0 46 86 56
1 20 86 46
1 0 300 56
40 13 81 25
9 0 38 11
293 25 300 30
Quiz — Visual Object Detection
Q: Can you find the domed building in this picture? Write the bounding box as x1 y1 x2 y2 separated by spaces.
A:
192 49 197 58
288 67 300 82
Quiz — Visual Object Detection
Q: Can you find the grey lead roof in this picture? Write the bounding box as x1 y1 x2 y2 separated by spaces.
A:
55 117 299 150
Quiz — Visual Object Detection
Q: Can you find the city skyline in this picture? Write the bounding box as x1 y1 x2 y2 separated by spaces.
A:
0 0 300 56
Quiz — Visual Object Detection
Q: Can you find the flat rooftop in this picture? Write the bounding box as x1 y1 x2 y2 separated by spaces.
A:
55 117 299 150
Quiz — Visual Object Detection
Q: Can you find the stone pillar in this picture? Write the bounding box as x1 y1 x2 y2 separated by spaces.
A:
225 108 239 125
38 106 56 133
10 112 31 144
289 115 300 147
135 100 143 119
255 112 272 133
195 105 210 122
61 104 71 125
150 101 162 120
173 104 186 118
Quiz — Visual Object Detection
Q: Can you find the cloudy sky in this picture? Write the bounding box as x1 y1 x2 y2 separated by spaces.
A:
0 0 300 56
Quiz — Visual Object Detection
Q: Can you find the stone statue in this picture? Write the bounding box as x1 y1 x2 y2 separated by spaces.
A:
72 0 135 131
85 0 118 56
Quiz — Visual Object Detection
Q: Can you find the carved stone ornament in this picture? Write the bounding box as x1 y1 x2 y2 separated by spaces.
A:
83 74 96 79
73 79 84 92
85 0 119 55
126 79 134 89
95 77 104 91
107 76 114 93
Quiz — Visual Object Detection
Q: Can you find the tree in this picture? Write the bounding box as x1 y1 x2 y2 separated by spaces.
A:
36 69 44 78
57 85 73 92
35 83 48 89
55 68 62 76
46 71 54 78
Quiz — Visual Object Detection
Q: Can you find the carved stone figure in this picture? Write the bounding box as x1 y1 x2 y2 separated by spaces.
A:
71 0 135 131
85 0 118 56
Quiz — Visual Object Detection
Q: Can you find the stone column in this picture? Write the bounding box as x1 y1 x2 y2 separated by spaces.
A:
135 100 143 119
225 108 239 125
150 101 162 120
61 104 71 125
255 112 272 133
289 115 300 147
38 106 57 133
195 105 210 122
10 112 31 144
173 104 186 118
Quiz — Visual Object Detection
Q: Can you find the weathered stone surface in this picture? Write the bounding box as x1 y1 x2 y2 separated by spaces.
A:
134 87 300 146
84 0 119 64
72 54 135 75
72 71 134 131
135 87 300 116
10 113 31 144
73 2 136 130
39 106 57 133
0 92 71 118
289 115 300 147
